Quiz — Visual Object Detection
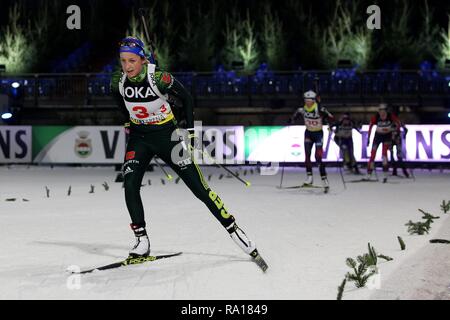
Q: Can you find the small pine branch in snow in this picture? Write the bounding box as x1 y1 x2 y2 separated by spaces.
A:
367 243 393 264
440 200 450 214
429 239 450 244
345 257 376 288
337 277 347 300
344 243 393 290
357 253 374 267
367 243 378 266
406 208 441 235
377 254 393 262
419 209 440 224
405 220 430 235
397 236 406 250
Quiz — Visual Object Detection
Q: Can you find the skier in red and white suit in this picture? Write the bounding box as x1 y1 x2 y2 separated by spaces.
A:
366 104 401 181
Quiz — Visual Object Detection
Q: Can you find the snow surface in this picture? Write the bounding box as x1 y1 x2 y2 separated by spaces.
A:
0 165 449 300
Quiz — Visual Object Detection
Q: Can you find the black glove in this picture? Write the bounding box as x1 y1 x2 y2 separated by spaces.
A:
124 122 130 135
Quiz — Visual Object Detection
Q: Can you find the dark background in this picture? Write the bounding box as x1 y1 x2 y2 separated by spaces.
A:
1 0 449 73
1 0 450 126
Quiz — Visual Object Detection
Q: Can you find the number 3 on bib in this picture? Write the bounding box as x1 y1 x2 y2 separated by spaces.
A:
132 106 150 119
306 119 319 126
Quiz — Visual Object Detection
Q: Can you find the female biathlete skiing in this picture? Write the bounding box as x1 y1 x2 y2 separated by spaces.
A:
110 37 267 271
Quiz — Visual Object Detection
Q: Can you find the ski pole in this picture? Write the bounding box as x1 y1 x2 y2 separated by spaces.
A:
278 131 289 189
191 145 251 187
153 157 173 181
409 166 416 181
330 131 347 189
138 8 156 60
279 163 286 189
337 159 347 189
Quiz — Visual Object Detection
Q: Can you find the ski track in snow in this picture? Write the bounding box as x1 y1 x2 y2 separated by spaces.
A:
0 165 449 299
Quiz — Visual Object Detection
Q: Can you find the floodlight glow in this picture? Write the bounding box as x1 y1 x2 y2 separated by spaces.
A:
11 82 20 89
1 112 13 120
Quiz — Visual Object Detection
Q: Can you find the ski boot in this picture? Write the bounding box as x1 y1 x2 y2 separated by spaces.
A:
129 224 150 257
402 167 410 178
392 167 398 176
365 171 374 181
382 171 388 183
227 223 268 272
303 173 313 186
321 176 330 193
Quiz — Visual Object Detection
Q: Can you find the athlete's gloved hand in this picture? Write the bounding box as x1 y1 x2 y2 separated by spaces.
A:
124 122 130 135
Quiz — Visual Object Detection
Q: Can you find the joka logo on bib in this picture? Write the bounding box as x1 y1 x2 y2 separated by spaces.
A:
124 87 156 99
